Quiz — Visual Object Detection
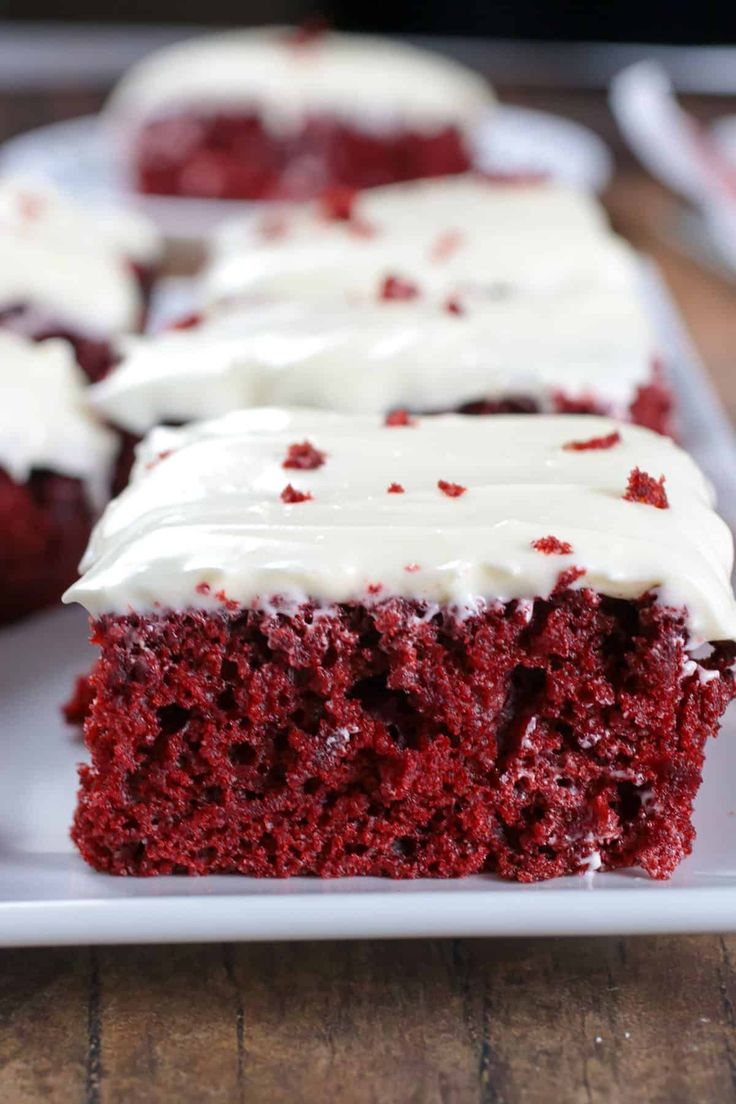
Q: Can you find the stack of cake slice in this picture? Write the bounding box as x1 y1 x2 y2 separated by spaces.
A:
57 160 736 882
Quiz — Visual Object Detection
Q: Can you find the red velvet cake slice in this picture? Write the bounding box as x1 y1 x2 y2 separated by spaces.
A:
0 332 116 623
0 178 161 381
64 409 736 881
92 290 671 449
203 175 641 307
105 28 493 200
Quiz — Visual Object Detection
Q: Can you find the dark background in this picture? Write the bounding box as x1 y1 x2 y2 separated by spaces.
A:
0 0 734 45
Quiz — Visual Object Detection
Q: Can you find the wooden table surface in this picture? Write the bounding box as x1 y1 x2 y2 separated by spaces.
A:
2 80 736 1104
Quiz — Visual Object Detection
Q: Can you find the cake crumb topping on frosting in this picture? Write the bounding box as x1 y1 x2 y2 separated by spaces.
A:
624 467 669 509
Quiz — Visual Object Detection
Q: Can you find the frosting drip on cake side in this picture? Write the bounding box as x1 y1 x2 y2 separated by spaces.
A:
65 409 736 643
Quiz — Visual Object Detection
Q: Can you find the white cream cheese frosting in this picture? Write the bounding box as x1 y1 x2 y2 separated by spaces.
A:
0 176 160 334
92 290 657 435
0 331 116 509
203 176 640 306
106 27 494 139
65 408 736 644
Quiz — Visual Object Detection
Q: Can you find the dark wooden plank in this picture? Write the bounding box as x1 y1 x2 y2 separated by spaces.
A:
0 947 89 1102
462 935 736 1104
93 945 241 1104
228 940 479 1103
2 938 736 1103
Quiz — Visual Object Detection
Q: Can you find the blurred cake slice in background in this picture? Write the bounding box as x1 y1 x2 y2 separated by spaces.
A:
93 288 671 465
104 26 495 201
0 331 116 623
0 176 161 381
202 175 641 307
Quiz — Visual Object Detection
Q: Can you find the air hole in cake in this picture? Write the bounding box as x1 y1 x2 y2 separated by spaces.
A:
217 687 236 712
262 833 278 857
495 666 546 764
616 780 643 822
348 674 419 749
394 836 418 859
156 704 190 736
220 657 239 682
229 742 257 767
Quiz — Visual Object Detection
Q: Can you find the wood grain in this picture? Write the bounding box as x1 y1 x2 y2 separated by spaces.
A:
1 80 736 1104
2 939 736 1102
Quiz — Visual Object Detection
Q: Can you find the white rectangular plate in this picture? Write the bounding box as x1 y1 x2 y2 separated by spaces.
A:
2 265 736 945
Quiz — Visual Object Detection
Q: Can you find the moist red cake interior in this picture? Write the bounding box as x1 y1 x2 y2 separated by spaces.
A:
73 590 735 881
133 112 472 200
0 467 93 623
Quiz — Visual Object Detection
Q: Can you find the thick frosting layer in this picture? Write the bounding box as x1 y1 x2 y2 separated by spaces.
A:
204 176 639 306
66 409 736 644
0 332 116 508
106 28 494 138
93 291 656 434
0 176 159 334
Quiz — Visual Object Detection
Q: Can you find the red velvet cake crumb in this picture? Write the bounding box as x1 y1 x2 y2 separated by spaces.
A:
195 582 211 596
387 482 405 493
281 483 313 504
258 213 290 240
72 592 736 881
553 566 587 594
319 185 357 221
532 536 573 555
438 479 467 498
379 275 421 301
283 440 326 470
384 409 416 427
564 431 622 452
167 311 203 332
624 468 669 509
431 229 464 261
62 673 96 726
215 589 239 612
444 297 464 315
